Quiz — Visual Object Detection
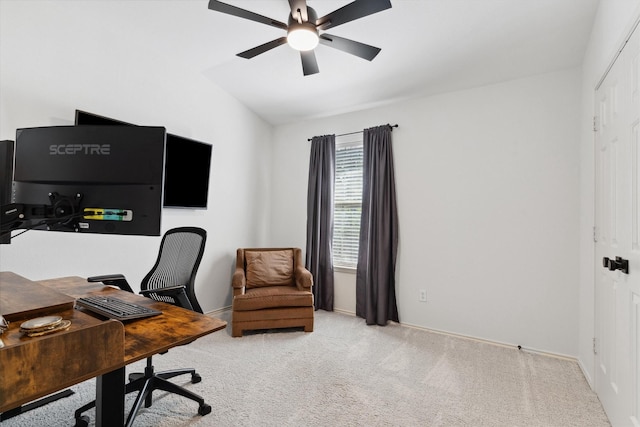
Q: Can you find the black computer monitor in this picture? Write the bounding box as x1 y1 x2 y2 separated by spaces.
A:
10 125 166 237
0 140 15 244
75 110 212 209
163 134 212 209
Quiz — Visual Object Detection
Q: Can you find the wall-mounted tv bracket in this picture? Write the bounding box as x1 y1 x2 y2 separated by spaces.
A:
602 256 629 274
0 192 83 235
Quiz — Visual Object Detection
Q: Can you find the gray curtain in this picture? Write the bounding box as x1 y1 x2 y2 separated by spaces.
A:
305 135 335 311
356 125 399 325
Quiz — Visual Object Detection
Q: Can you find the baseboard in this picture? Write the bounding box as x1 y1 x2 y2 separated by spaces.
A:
330 309 575 361
333 308 356 316
578 358 595 389
207 307 578 363
205 306 231 316
399 321 577 362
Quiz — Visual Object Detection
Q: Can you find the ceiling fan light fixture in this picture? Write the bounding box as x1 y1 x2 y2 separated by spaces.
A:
207 0 392 75
287 23 319 51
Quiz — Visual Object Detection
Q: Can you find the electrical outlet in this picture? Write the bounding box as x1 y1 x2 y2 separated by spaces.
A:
419 290 427 302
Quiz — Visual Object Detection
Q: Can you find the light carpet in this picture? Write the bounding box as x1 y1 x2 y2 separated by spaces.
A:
3 310 610 427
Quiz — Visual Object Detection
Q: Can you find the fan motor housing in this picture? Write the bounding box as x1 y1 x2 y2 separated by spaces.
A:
288 6 318 27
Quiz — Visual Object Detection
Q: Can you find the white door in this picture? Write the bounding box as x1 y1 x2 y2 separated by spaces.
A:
594 23 640 427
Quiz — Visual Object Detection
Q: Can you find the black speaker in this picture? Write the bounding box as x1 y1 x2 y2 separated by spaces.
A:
0 140 15 244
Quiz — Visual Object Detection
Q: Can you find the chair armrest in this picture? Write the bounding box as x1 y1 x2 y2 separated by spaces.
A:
231 268 246 297
294 266 313 290
232 268 246 289
87 274 134 293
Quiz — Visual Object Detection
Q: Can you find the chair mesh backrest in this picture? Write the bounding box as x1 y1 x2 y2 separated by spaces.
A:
141 227 206 312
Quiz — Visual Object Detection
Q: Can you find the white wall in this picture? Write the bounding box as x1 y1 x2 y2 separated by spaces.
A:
0 1 272 312
272 68 582 356
4 0 638 365
578 0 640 385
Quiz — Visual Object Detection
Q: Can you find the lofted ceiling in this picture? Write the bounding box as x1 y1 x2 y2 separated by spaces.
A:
204 0 600 124
0 0 600 126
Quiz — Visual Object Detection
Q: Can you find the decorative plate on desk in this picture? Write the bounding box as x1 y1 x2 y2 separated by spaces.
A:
21 320 71 337
20 315 62 331
19 315 71 336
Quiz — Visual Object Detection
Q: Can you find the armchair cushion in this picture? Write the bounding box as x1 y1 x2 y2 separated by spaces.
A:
233 286 313 311
245 249 294 288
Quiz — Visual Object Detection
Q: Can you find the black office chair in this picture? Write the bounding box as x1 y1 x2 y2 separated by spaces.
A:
74 226 210 427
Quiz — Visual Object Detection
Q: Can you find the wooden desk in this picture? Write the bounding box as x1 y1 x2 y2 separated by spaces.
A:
0 273 227 426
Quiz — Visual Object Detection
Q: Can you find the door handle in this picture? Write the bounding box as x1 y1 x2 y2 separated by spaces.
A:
602 256 629 274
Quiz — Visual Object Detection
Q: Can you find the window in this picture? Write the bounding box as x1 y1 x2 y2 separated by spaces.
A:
333 138 363 269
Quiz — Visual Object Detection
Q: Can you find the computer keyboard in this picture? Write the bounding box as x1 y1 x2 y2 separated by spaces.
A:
75 296 162 321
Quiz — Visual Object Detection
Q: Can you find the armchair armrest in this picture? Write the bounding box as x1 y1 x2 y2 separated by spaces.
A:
232 268 246 289
232 268 246 297
294 266 313 290
87 274 134 293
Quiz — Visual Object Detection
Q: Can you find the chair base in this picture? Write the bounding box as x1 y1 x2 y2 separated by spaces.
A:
232 307 314 337
74 357 210 427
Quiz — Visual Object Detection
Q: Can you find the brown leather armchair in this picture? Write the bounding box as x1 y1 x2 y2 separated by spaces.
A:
231 248 314 337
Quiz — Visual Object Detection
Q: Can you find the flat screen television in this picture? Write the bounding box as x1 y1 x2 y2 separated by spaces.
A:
0 140 15 244
163 134 211 208
75 110 212 209
10 125 166 237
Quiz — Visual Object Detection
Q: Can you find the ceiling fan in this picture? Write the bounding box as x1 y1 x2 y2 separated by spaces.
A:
207 0 392 76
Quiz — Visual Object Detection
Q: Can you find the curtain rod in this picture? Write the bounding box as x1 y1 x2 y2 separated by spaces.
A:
307 123 398 141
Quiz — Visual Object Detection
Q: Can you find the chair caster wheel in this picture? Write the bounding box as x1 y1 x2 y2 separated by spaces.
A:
198 403 212 416
74 415 90 427
191 373 202 384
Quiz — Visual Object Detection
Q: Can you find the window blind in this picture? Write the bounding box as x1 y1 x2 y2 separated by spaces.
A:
333 143 363 268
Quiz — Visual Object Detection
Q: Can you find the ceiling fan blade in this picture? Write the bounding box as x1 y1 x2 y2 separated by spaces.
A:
319 34 381 61
288 0 309 23
316 0 392 31
300 50 319 76
208 0 287 30
237 37 288 59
